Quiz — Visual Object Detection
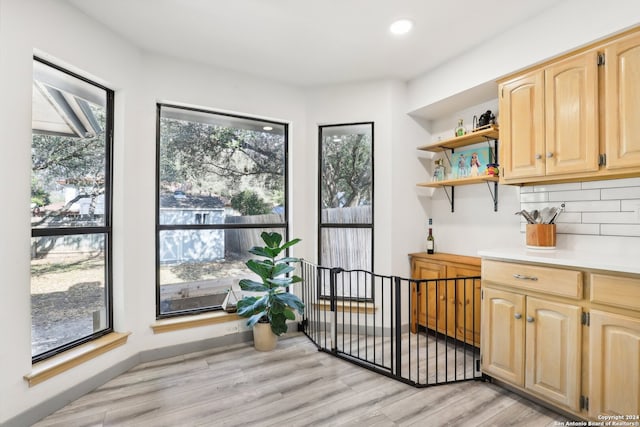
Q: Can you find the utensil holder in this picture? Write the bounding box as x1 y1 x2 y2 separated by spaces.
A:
526 224 556 248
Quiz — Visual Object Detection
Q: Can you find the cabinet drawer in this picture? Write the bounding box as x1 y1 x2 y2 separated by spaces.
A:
591 273 640 312
483 260 583 299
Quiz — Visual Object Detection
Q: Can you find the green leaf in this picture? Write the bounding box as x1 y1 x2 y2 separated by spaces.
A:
269 312 288 336
238 279 269 292
261 231 282 248
270 300 285 314
267 277 293 287
283 308 296 320
246 312 266 328
237 295 267 318
280 238 301 250
278 256 300 263
245 259 272 279
273 292 304 314
248 246 279 259
271 263 295 277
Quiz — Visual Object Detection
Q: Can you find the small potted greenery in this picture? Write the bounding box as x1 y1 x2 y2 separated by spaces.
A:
237 231 304 351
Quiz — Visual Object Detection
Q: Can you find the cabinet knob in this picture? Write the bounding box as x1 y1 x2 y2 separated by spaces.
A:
514 313 522 320
535 154 542 160
546 152 554 158
526 316 535 323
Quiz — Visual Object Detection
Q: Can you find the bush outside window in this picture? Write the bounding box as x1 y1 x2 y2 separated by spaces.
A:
156 104 289 317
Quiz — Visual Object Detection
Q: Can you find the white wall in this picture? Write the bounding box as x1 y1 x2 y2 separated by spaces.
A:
0 0 143 422
407 0 640 256
0 0 310 423
407 0 640 113
304 80 427 277
1 0 639 423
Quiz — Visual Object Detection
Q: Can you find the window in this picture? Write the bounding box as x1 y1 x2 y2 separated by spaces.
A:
156 104 288 317
318 122 374 300
30 58 114 362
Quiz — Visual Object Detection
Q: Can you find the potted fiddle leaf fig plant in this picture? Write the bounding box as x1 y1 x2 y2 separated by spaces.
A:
237 231 304 351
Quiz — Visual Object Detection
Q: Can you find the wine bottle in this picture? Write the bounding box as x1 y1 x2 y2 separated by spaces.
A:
426 219 434 254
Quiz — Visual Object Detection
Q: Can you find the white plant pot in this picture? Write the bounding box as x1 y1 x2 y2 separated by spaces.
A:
253 322 277 351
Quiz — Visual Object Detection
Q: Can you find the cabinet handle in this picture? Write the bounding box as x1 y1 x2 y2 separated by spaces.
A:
527 316 535 323
547 152 554 158
514 313 522 320
535 153 542 160
513 274 538 281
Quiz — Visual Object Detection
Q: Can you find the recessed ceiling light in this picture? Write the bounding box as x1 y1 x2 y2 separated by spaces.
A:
390 19 413 35
263 126 273 131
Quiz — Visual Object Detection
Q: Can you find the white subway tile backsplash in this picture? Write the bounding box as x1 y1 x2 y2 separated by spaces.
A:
601 224 640 237
582 211 640 224
554 212 581 223
548 189 600 202
601 186 640 200
563 200 620 212
532 182 582 192
556 223 600 235
520 192 549 203
621 200 640 211
520 178 640 238
581 177 640 189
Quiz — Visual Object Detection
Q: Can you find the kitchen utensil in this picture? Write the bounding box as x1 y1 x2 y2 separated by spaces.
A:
531 209 539 223
540 207 553 224
515 210 536 224
548 203 565 224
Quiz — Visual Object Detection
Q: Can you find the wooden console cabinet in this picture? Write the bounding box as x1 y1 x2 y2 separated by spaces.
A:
409 253 481 346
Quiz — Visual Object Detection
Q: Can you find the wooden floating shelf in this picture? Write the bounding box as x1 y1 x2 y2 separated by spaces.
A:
417 175 499 188
417 124 499 152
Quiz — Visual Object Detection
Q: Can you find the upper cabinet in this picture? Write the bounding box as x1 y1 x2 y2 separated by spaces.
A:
604 31 640 170
499 27 640 185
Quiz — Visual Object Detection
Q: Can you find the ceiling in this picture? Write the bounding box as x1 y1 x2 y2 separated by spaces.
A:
66 0 565 87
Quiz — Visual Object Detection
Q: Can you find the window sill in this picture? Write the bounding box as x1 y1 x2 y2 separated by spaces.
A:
314 301 377 314
151 311 242 334
24 332 130 387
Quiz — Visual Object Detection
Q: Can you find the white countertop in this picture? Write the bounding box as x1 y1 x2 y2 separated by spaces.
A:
478 246 640 275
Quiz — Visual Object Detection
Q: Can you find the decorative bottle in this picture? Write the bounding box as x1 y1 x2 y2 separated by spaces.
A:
455 119 465 137
426 218 435 254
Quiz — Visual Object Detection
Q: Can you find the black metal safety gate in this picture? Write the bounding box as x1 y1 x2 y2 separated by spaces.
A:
298 260 482 387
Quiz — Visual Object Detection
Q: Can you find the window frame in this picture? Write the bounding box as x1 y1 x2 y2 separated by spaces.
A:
31 56 115 363
155 103 290 319
317 121 374 302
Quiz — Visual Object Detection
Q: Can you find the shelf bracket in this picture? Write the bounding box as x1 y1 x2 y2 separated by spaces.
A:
441 149 452 167
485 180 498 212
442 185 455 212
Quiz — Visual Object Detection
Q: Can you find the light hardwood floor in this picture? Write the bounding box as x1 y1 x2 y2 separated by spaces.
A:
34 334 566 426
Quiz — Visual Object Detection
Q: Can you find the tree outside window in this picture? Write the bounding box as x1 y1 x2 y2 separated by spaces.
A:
156 105 288 317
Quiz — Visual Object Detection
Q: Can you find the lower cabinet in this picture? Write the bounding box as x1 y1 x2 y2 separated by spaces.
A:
589 310 640 418
410 253 481 346
482 288 582 411
482 259 640 420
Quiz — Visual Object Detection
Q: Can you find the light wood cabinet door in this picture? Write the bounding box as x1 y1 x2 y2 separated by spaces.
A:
525 297 582 411
499 70 546 180
482 288 525 386
590 310 640 418
544 50 600 176
410 259 447 334
604 31 640 170
449 265 481 347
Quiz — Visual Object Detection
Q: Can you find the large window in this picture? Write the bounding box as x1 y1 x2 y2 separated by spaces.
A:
156 104 288 317
30 58 114 362
318 122 373 300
